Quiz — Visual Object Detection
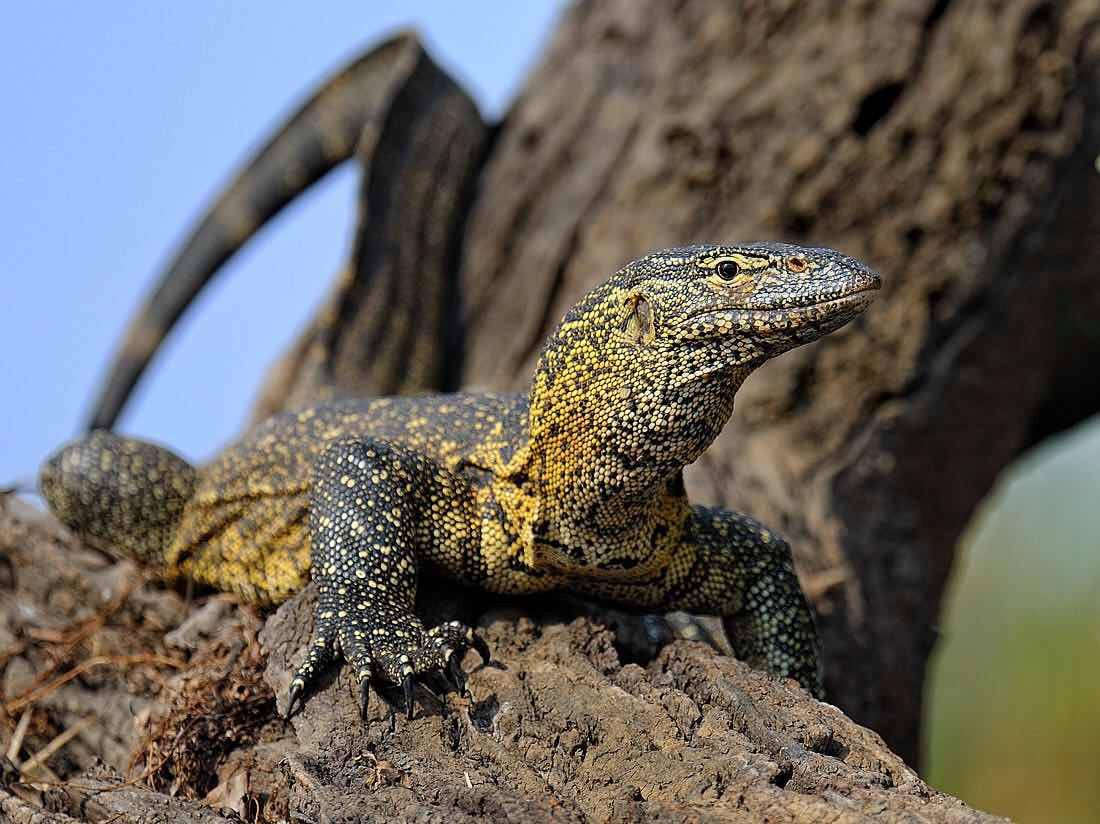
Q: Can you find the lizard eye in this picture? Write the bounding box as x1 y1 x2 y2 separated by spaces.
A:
716 260 741 281
787 256 808 273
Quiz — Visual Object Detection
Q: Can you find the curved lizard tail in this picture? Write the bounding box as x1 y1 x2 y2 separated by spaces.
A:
85 32 489 432
40 432 196 568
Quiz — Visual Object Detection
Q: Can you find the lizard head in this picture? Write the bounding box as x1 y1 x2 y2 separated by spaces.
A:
534 242 880 403
527 243 881 495
614 242 881 378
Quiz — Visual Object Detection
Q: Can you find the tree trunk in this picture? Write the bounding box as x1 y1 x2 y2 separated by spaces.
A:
457 0 1100 763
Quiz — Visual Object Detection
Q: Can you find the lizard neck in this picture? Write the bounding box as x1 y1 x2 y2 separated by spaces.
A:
502 282 754 569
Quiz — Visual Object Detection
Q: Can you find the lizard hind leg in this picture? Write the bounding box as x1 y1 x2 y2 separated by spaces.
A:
286 437 488 720
39 431 196 566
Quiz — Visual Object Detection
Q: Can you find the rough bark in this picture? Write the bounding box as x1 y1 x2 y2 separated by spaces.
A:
0 499 1000 822
457 0 1100 762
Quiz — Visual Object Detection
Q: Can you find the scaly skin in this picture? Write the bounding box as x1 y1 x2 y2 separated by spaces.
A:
41 242 880 718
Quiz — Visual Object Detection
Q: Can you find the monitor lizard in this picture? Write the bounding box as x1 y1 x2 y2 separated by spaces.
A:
41 242 881 720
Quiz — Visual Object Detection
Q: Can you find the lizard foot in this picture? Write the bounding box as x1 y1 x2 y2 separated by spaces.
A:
284 608 489 720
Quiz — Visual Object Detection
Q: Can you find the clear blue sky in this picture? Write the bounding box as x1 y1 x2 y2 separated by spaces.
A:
0 3 565 482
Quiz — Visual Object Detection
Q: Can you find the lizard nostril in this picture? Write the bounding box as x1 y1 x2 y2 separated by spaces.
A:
862 270 883 291
786 257 808 273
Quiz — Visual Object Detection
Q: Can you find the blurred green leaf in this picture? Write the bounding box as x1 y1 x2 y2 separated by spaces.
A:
925 416 1100 823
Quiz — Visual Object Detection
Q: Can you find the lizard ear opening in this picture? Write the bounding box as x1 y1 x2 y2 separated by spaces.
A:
622 293 656 345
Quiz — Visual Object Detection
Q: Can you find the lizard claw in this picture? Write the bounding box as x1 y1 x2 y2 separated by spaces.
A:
284 679 305 719
440 658 462 694
401 674 415 720
357 680 371 720
448 653 469 697
471 633 491 666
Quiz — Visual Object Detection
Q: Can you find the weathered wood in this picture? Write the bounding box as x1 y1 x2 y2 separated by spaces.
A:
458 0 1100 761
257 584 1006 823
43 764 238 823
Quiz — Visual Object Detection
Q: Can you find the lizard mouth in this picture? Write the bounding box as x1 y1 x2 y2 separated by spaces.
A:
678 285 879 328
734 274 882 313
795 285 880 312
668 278 881 346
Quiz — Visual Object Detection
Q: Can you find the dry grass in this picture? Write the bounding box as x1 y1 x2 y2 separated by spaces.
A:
131 626 283 799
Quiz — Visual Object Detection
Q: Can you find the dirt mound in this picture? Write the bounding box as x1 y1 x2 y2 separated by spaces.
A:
0 498 1000 822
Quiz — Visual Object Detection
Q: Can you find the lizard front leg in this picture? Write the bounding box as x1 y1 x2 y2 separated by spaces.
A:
286 438 488 719
572 506 823 697
670 507 824 697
